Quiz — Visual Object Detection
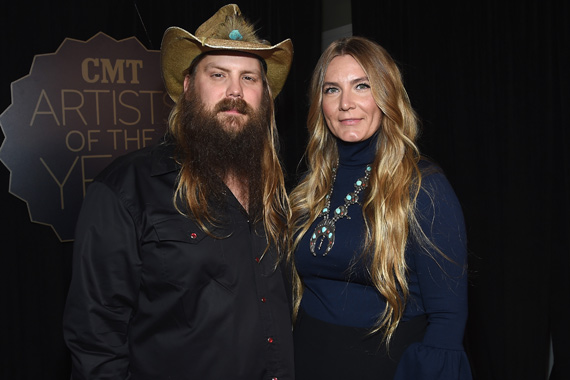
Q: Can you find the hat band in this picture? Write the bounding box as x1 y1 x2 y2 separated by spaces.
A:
187 50 268 76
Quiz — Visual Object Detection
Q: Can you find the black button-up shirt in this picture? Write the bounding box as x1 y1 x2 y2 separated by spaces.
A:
63 142 294 380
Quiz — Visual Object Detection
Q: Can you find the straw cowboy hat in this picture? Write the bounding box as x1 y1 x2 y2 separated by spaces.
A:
161 4 294 101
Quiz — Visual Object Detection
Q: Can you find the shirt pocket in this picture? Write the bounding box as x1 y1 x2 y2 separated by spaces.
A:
148 215 228 289
153 215 207 244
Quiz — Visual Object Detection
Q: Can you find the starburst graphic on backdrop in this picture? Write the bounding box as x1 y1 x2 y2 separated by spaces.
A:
0 33 169 241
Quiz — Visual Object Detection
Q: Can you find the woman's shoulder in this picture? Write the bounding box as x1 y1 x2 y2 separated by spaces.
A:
415 157 462 211
418 157 443 176
417 158 450 189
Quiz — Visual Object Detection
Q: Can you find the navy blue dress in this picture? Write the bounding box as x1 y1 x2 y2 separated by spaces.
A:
294 135 472 379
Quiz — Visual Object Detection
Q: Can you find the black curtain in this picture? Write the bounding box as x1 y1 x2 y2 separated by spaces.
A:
0 1 320 378
351 0 569 379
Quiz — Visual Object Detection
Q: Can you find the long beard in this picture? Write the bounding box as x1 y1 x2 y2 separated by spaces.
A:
177 89 271 221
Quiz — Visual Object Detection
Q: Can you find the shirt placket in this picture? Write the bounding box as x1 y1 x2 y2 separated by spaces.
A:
249 221 281 380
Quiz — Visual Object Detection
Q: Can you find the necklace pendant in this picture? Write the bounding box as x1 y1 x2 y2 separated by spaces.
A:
345 192 358 205
309 218 336 256
318 206 330 217
308 162 372 257
334 205 349 219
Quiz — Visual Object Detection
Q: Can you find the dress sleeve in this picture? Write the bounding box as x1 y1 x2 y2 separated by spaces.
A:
394 170 473 380
63 181 141 380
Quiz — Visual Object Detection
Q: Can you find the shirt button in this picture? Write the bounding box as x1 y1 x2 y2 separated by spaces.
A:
272 378 278 380
267 337 274 343
261 297 267 303
255 257 260 263
190 233 197 239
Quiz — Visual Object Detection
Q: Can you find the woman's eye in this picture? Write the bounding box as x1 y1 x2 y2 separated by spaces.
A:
323 87 338 94
356 83 371 90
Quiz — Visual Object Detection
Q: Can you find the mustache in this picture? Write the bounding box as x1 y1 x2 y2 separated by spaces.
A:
213 98 252 115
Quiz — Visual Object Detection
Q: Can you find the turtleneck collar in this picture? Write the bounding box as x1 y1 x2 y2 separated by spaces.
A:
336 131 379 167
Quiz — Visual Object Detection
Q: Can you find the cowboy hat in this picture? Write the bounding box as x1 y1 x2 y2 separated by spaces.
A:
160 4 293 101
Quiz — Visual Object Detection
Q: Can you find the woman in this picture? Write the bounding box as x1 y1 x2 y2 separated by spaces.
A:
288 36 472 379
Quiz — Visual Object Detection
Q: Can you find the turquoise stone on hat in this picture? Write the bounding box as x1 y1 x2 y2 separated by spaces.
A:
229 29 243 40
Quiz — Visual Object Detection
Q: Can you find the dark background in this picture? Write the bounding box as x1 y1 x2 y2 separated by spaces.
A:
1 1 567 379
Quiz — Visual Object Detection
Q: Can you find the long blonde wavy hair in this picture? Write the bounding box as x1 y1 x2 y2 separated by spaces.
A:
288 36 424 343
167 58 290 259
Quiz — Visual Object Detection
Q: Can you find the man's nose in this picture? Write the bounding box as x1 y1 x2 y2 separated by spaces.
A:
226 77 243 98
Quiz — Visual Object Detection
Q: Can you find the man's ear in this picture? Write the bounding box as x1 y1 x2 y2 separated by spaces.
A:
183 75 190 93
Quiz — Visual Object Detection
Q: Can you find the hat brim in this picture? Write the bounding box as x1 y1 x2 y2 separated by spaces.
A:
161 26 293 102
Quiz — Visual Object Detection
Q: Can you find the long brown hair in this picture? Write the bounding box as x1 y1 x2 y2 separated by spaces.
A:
168 60 290 259
289 36 424 343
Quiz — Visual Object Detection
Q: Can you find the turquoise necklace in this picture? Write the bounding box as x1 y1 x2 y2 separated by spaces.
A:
309 162 372 256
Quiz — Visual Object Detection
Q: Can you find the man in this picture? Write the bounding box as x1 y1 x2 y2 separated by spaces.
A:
63 4 294 379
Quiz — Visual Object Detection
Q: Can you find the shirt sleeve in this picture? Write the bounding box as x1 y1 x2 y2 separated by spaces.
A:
394 170 473 379
63 181 141 380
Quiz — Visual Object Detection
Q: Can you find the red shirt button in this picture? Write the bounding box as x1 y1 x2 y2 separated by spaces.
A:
267 337 274 343
261 297 267 303
190 233 197 239
255 257 260 263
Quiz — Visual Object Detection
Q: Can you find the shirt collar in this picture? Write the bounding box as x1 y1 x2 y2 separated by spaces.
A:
150 140 179 176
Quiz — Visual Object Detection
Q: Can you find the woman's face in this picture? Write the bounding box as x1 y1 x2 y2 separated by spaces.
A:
321 55 383 142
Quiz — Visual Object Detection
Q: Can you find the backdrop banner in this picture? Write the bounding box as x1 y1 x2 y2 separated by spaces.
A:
0 32 169 242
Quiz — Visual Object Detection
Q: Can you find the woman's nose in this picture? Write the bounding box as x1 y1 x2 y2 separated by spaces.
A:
339 92 355 111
